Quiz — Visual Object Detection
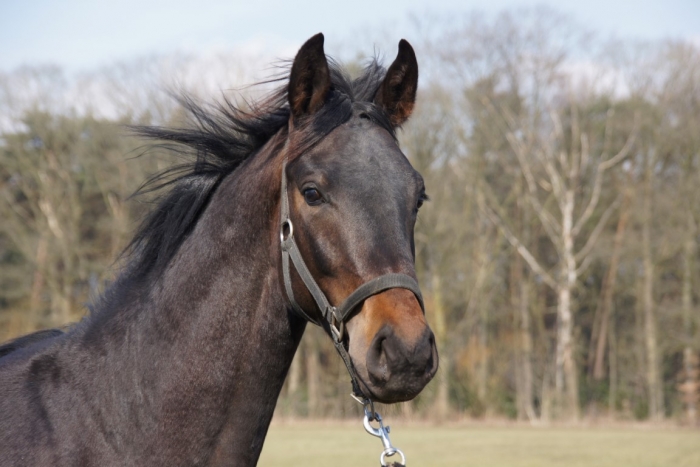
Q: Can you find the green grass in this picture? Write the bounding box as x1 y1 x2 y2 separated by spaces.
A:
258 422 700 467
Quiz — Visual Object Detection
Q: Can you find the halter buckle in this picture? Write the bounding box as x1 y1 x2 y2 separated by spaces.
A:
280 219 294 247
329 307 344 342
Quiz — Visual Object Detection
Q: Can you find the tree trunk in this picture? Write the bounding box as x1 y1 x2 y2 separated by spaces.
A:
556 284 579 419
7 235 49 338
431 271 449 418
608 311 618 415
288 351 301 394
305 335 320 417
29 235 48 326
286 347 302 415
592 189 631 380
519 277 536 420
477 302 488 404
512 249 536 420
512 256 526 420
642 150 664 420
681 216 698 424
537 289 553 422
556 190 580 419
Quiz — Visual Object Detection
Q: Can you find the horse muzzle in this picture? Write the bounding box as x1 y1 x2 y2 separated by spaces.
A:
348 288 439 403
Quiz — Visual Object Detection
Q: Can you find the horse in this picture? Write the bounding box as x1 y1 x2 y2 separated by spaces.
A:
0 33 438 466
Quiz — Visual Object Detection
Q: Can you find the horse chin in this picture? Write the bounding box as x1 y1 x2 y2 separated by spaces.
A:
358 366 437 404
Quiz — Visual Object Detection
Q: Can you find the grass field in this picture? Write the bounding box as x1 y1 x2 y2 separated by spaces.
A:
258 422 700 467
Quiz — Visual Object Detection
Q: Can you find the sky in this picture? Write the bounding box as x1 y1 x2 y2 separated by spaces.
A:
1 0 699 73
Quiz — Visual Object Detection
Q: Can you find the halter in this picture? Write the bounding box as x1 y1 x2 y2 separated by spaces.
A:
279 161 420 466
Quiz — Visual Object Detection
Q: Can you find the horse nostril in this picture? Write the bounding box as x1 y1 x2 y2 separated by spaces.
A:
424 329 438 376
366 326 436 383
412 329 434 373
367 328 392 384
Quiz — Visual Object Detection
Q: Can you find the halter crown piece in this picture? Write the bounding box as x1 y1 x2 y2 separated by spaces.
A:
279 162 423 466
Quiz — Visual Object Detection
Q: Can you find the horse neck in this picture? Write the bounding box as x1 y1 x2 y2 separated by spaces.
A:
83 143 303 465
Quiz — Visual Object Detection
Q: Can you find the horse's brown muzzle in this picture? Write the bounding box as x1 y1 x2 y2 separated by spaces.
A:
348 288 438 403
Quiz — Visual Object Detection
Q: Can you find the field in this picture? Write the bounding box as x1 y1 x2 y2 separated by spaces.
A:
258 422 700 467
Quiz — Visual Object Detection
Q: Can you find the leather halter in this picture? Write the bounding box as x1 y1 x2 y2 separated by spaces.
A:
279 163 425 400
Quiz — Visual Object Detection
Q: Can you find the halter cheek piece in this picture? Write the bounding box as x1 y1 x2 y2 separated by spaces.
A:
279 163 425 400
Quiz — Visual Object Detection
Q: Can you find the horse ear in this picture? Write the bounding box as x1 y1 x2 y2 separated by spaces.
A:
374 39 418 127
288 33 331 119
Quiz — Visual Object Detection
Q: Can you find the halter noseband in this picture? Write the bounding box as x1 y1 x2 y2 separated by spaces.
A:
279 162 425 400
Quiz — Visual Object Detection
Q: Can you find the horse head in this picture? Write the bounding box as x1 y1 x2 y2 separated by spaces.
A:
281 34 438 403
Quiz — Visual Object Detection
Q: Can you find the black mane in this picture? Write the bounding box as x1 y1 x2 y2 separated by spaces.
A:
125 58 395 280
0 328 65 359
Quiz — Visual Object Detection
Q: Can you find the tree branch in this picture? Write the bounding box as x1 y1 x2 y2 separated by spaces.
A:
572 164 604 236
534 146 565 207
526 194 564 252
599 113 638 171
575 194 623 263
575 251 595 277
478 189 557 289
573 116 637 236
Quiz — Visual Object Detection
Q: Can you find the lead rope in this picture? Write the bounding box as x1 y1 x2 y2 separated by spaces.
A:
279 162 409 466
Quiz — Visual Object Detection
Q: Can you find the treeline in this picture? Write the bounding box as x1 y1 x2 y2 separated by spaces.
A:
1 9 698 423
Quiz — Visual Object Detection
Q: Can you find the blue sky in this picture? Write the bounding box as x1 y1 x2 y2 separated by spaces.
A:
1 0 698 72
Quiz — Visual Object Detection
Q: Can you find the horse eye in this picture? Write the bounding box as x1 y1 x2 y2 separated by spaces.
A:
416 192 428 212
303 188 323 205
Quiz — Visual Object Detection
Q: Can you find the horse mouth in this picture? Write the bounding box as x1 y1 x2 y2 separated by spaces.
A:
354 327 439 404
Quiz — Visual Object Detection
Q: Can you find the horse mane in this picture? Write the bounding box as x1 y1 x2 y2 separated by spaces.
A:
123 57 395 280
0 328 65 359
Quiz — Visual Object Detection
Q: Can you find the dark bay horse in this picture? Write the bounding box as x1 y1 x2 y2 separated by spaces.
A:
0 34 437 466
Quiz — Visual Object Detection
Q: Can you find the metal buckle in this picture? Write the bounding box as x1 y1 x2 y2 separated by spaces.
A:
280 219 293 245
329 307 344 342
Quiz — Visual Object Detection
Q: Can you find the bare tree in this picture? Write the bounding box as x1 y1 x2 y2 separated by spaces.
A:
478 94 636 419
